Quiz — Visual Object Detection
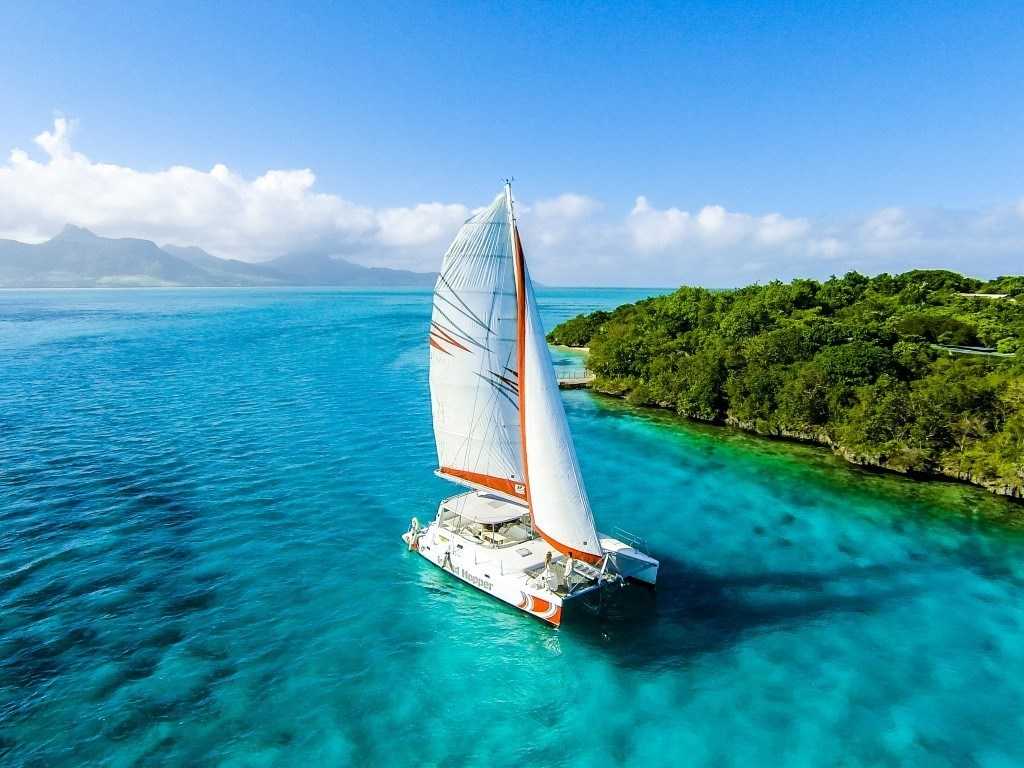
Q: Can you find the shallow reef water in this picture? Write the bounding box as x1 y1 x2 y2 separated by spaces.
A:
1 287 1022 767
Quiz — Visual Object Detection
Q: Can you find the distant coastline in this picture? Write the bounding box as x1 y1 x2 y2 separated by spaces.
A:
0 225 437 289
549 269 1024 504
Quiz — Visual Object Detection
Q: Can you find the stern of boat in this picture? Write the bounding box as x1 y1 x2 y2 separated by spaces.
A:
600 532 659 586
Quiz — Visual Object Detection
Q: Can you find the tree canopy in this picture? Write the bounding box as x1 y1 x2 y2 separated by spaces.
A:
548 270 1024 498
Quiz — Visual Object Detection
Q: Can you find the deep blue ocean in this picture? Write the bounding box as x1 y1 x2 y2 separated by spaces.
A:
2 288 1023 767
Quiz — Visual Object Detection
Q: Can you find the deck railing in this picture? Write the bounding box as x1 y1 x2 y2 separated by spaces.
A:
554 367 593 380
611 525 650 555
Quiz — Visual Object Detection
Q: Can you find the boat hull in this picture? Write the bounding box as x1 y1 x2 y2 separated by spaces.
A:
403 522 565 626
402 493 660 627
600 535 659 586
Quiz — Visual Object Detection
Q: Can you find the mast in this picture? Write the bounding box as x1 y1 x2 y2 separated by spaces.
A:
507 180 533 531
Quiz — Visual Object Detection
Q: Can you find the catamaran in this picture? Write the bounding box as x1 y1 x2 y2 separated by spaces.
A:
402 183 658 626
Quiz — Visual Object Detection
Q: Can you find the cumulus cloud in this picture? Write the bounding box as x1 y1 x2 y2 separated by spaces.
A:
1 119 1022 285
531 193 601 220
860 207 912 243
610 195 1024 286
626 196 810 252
0 118 467 264
375 203 473 247
522 193 602 248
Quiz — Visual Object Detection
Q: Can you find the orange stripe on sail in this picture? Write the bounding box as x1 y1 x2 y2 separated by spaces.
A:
428 337 451 355
513 221 532 516
534 524 603 565
430 324 471 353
438 467 527 500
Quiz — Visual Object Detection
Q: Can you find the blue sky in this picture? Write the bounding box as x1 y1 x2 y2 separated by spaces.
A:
1 1 1022 285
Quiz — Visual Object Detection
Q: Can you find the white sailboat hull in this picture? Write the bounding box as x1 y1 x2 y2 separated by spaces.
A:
402 494 658 627
600 536 660 586
404 514 566 626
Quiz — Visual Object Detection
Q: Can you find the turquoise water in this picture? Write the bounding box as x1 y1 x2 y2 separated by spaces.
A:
2 288 1023 767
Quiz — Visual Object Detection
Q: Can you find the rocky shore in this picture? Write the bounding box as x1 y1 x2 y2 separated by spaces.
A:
578 373 1024 502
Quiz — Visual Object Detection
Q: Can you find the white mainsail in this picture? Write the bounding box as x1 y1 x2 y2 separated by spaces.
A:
511 212 604 563
429 193 526 500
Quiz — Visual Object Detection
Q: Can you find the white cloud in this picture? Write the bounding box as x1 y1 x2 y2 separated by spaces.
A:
756 213 812 246
532 193 601 220
860 207 912 242
0 118 463 264
522 193 602 248
375 203 471 247
626 196 809 252
807 237 847 260
1 119 1022 285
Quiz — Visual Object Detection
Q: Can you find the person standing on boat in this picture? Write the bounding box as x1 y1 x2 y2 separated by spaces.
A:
538 551 558 591
563 553 575 590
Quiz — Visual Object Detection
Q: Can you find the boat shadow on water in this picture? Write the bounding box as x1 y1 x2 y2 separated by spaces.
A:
561 553 925 670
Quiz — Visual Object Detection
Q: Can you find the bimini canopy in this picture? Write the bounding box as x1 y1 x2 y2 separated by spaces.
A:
444 493 528 525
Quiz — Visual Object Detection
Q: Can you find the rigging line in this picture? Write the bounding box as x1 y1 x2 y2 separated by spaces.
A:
432 309 498 357
485 250 522 473
491 385 520 411
487 376 519 401
437 254 507 328
434 285 491 333
481 373 520 474
488 370 519 391
479 404 511 480
475 373 520 409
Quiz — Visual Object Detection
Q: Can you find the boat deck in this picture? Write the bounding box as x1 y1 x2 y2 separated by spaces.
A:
425 491 655 597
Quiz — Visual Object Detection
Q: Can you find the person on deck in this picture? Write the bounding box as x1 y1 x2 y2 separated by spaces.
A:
540 550 559 591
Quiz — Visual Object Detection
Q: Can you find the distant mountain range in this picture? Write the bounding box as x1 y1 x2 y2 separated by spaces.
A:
0 225 437 288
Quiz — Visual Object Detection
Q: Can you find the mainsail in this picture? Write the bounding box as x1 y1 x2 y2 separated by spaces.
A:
429 193 526 500
429 185 603 563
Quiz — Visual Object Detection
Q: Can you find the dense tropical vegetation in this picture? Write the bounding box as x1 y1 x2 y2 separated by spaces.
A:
549 270 1024 498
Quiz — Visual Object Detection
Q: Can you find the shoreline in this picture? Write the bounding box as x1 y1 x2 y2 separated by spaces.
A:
586 381 1023 503
556 365 1022 505
551 344 1022 503
550 343 590 353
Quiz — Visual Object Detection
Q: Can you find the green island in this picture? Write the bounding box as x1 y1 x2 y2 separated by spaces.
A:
549 270 1024 501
